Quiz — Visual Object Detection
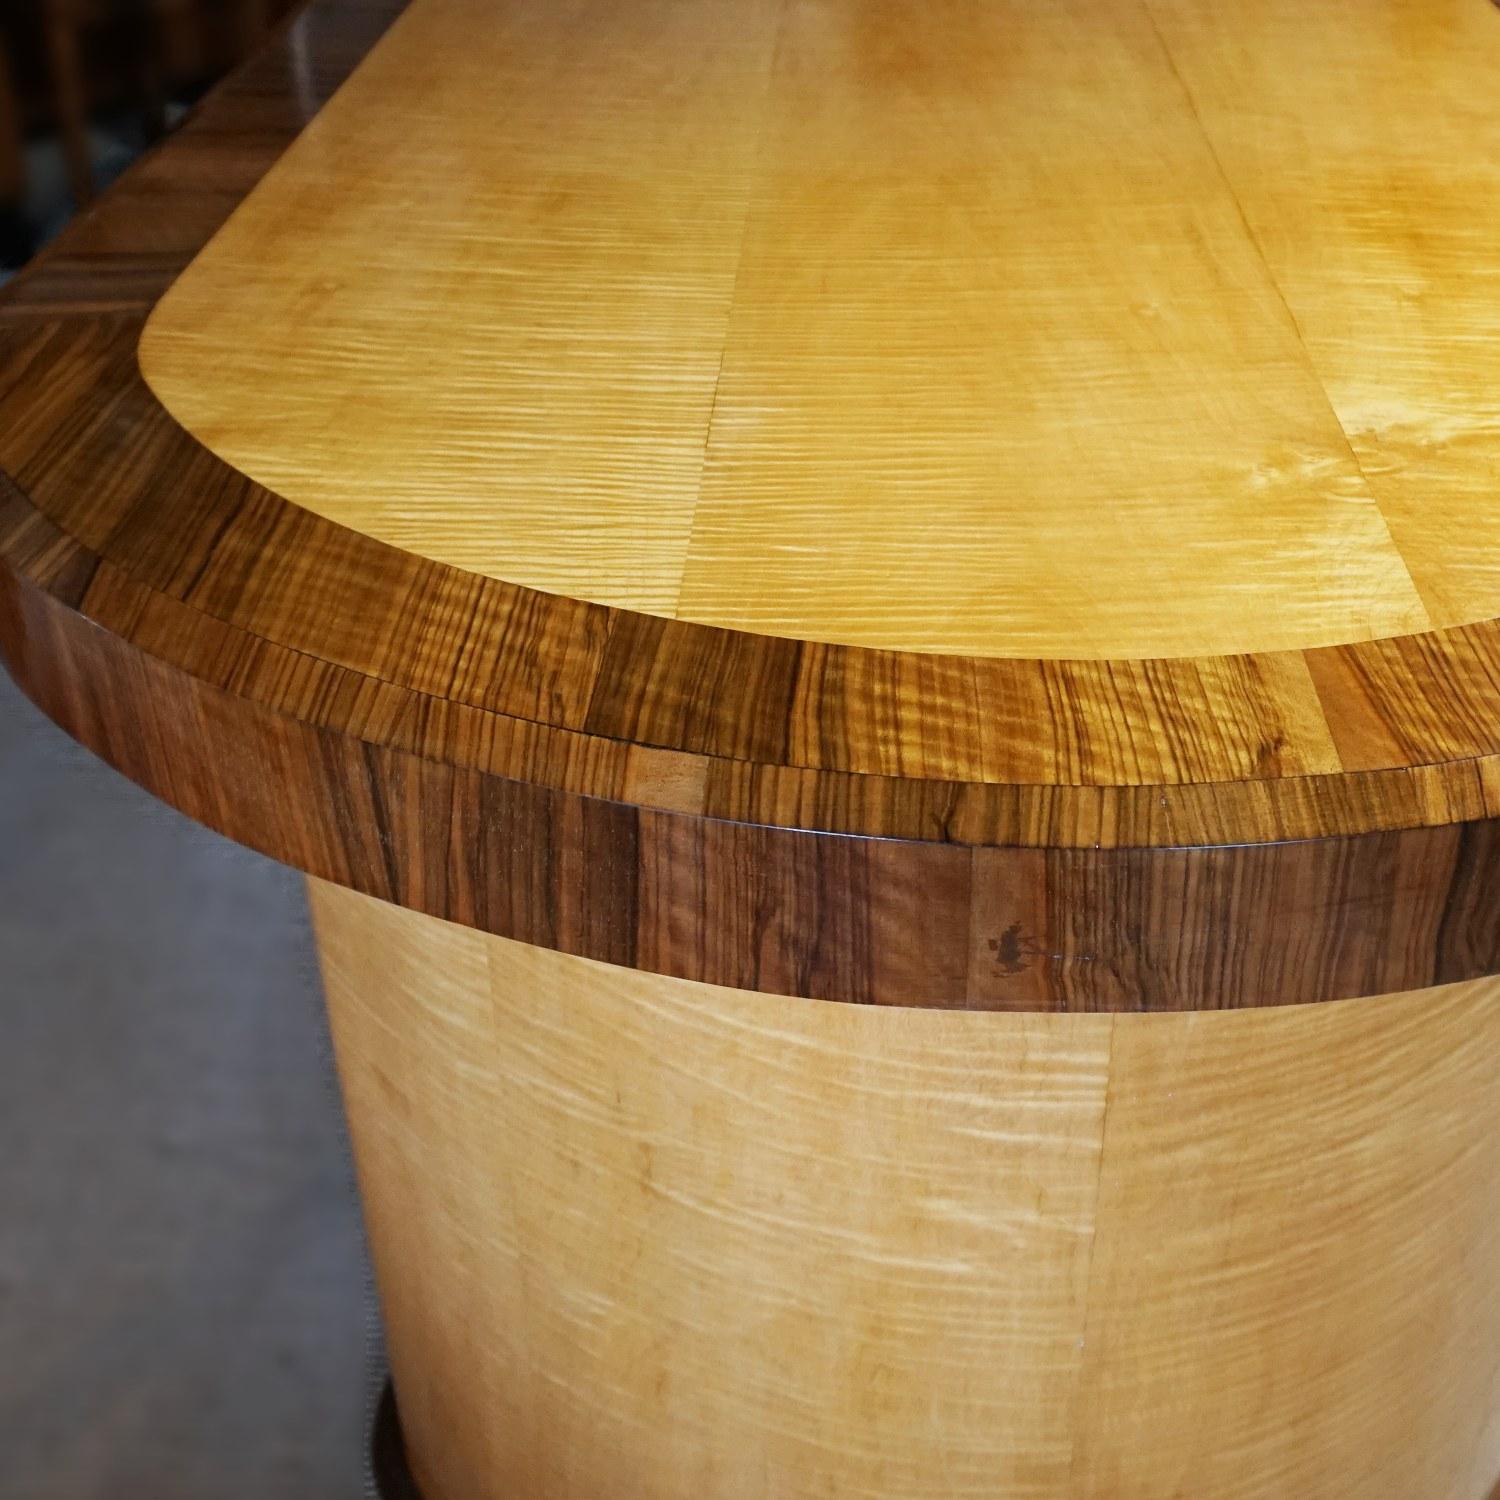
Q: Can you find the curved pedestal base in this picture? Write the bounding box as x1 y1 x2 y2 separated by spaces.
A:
311 880 1500 1500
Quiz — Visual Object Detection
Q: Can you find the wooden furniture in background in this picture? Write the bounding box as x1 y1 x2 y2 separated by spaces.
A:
0 38 22 221
7 0 1500 1494
38 0 95 206
0 0 294 216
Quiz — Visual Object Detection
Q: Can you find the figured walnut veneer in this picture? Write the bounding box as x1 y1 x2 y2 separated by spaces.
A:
8 0 1500 1009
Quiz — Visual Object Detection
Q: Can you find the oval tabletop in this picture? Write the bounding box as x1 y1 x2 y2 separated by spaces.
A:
6 0 1500 1009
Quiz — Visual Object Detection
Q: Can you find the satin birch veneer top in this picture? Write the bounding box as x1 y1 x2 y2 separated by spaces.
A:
144 0 1500 662
7 0 1500 1008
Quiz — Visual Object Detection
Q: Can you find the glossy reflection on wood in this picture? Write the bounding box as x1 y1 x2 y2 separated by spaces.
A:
5 0 1500 972
142 0 1500 660
7 0 1500 1010
311 882 1500 1500
8 4 1500 1495
135 0 1500 663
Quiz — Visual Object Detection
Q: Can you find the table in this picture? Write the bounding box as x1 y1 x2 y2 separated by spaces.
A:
6 0 1500 1494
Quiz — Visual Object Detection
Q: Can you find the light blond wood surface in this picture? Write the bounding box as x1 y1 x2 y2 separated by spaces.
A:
16 9 1500 1497
141 0 1500 659
309 880 1500 1500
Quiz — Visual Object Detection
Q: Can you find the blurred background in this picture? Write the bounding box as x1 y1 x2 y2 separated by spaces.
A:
0 0 299 270
0 3 375 1497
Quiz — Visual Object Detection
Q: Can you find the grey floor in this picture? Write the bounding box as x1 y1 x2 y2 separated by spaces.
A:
0 667 375 1497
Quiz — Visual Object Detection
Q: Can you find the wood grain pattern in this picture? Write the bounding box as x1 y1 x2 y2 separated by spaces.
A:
1144 0 1500 638
140 0 1449 662
311 880 1500 1500
7 0 1500 1007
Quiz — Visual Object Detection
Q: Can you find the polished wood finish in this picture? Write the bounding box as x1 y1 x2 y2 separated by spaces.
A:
10 0 1500 1011
141 0 1500 663
313 880 1500 1500
9 5 1500 1492
7 3 1500 1005
143 0 1456 663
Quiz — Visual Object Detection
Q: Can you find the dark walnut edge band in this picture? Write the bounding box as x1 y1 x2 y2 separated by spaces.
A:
6 0 1500 1011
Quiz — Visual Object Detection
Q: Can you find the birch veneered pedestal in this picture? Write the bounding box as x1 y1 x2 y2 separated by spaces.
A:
7 0 1500 1495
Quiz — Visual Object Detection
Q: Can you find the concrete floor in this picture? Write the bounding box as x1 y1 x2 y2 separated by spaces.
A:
0 667 375 1498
